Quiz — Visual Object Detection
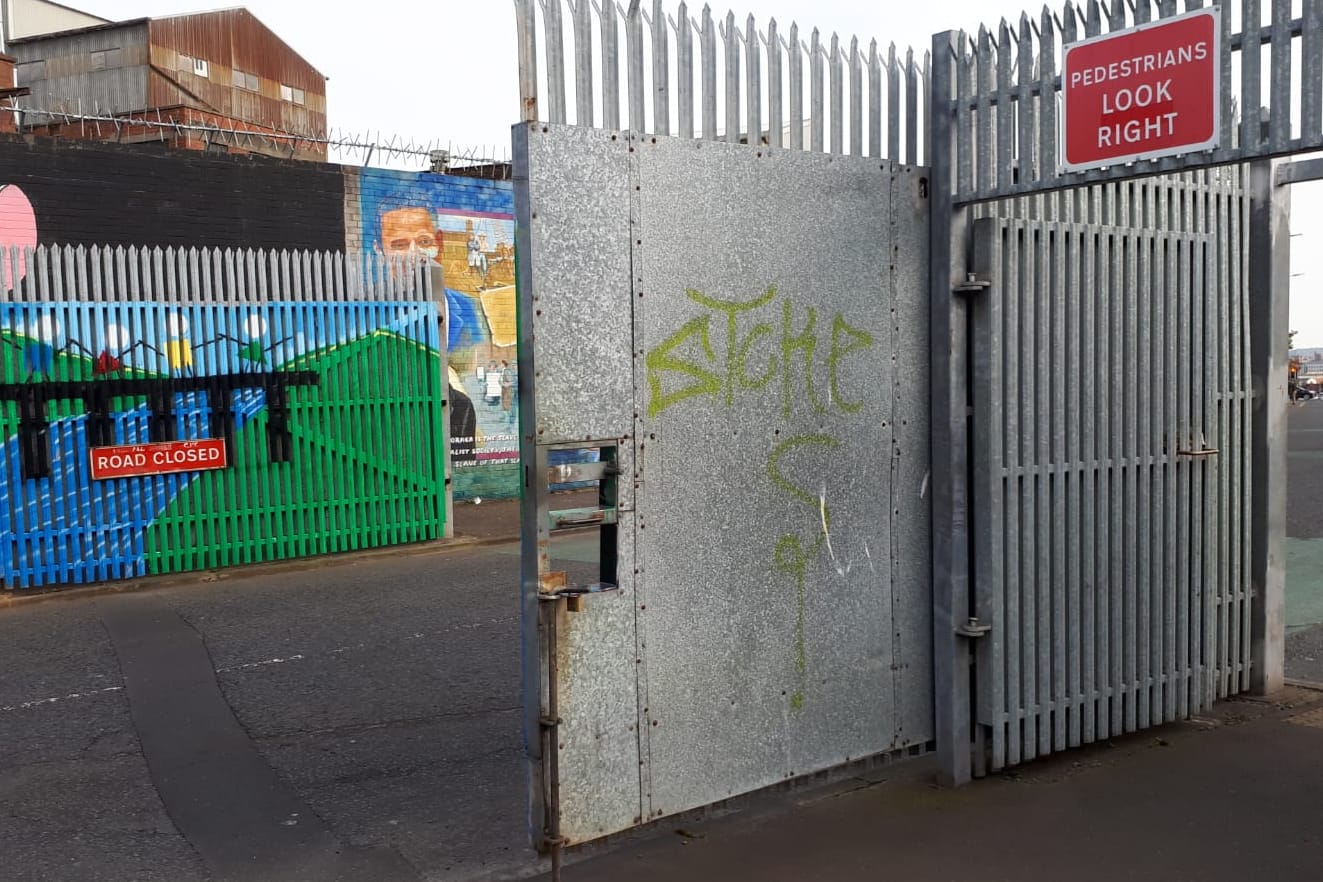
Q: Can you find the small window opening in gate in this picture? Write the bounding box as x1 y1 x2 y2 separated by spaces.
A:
546 446 619 609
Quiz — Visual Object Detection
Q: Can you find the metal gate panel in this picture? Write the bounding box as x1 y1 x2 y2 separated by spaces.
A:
514 123 642 846
516 120 936 847
631 138 933 820
968 176 1253 773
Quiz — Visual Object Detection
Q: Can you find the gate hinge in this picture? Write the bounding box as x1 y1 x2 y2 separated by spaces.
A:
955 617 993 639
953 273 991 297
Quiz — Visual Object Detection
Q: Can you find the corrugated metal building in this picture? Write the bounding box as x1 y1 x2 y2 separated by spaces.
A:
7 6 328 161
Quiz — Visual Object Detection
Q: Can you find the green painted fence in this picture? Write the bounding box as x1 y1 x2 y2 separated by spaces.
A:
0 244 450 589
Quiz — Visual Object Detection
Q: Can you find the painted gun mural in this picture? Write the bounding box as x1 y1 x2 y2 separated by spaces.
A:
0 246 448 590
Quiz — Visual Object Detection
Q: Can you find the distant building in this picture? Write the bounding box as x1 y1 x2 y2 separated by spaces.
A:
7 6 328 161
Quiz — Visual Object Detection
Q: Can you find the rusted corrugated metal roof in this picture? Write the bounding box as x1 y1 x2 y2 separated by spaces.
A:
12 8 326 84
148 8 326 84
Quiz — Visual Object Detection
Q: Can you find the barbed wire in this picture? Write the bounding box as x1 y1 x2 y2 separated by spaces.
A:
0 102 511 175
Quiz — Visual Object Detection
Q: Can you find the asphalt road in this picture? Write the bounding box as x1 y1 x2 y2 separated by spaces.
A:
0 538 598 882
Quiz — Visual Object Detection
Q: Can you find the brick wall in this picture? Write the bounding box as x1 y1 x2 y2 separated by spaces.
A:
0 134 344 250
0 56 15 135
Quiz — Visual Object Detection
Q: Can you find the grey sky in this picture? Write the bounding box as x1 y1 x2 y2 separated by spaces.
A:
63 0 1323 346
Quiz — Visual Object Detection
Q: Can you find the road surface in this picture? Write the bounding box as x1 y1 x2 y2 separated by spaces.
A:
0 532 599 882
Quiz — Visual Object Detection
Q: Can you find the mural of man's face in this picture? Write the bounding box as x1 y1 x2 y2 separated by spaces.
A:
381 207 439 260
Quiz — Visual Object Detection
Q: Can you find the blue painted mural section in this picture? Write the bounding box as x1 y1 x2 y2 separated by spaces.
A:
0 300 440 589
0 392 263 588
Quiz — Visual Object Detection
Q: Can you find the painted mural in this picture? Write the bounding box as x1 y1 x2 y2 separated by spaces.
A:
359 171 521 500
0 289 447 590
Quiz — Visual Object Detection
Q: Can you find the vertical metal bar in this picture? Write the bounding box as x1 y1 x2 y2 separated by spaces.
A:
1164 186 1180 722
789 23 804 150
1066 222 1085 746
653 0 670 135
1203 200 1220 711
1051 220 1068 753
1241 0 1263 152
972 217 1006 774
601 0 622 130
1094 224 1113 740
767 17 782 148
574 0 594 125
1176 230 1192 720
810 28 825 152
724 11 740 143
849 36 863 156
1268 0 1291 149
1125 224 1141 732
1005 221 1024 767
1085 0 1103 37
1104 196 1123 734
1139 218 1156 730
930 28 974 786
923 49 932 166
1248 158 1288 695
869 41 883 158
887 42 901 161
976 28 994 198
830 33 844 154
1107 0 1126 30
996 20 1015 194
517 0 539 122
906 48 919 165
1134 0 1153 22
1061 3 1079 219
1034 222 1052 755
627 1 646 132
957 37 974 197
1016 12 1037 190
746 15 761 147
1029 13 1049 190
1195 211 1210 714
700 6 717 139
1214 185 1232 698
1237 174 1253 694
1218 0 1234 150
1303 0 1323 142
1148 188 1167 723
544 0 567 124
677 2 694 139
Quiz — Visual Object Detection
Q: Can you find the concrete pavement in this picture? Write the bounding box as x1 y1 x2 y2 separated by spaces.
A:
5 447 1323 882
547 686 1323 882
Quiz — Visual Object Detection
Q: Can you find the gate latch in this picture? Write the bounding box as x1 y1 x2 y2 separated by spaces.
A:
953 273 991 297
955 617 992 639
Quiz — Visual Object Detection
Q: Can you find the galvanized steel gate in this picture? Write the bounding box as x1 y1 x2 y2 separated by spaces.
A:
928 0 1310 783
514 0 1304 866
966 178 1253 773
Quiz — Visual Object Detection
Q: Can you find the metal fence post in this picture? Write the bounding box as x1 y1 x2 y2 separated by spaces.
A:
930 28 973 787
1248 152 1289 695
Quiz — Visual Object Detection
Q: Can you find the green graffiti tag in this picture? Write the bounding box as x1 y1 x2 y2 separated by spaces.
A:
644 286 878 712
645 287 874 421
768 434 841 710
645 316 721 418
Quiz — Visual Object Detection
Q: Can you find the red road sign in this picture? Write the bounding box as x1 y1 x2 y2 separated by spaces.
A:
1062 8 1220 172
90 439 228 480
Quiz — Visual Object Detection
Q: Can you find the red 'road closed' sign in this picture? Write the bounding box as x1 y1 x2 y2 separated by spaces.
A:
1062 8 1220 172
90 439 228 481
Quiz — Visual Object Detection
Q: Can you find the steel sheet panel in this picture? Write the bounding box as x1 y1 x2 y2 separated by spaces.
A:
516 124 636 443
632 138 927 818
